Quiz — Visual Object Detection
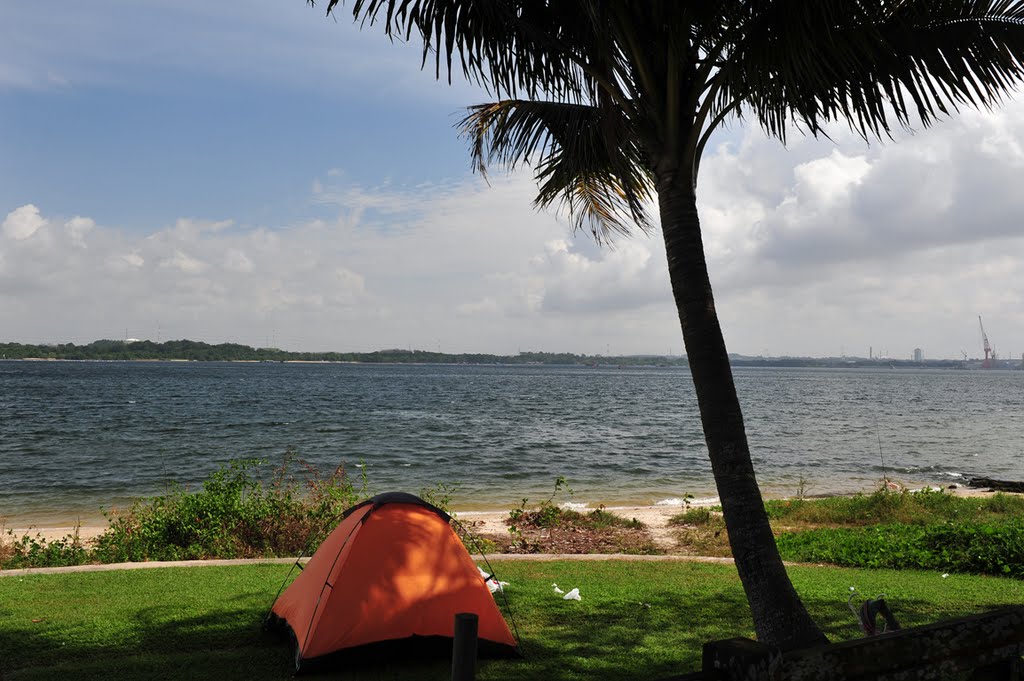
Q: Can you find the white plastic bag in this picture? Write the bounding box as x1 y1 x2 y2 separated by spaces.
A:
477 566 509 593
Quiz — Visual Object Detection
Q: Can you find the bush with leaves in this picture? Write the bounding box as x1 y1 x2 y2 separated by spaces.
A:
777 518 1024 578
88 452 369 563
765 488 1024 527
0 528 90 569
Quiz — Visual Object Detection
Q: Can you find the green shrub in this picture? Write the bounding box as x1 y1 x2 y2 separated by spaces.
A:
587 508 645 530
90 453 369 563
922 520 1024 577
765 488 1024 527
507 476 574 533
776 525 929 570
977 492 1024 515
419 481 460 517
0 529 90 569
669 507 713 526
777 518 1024 578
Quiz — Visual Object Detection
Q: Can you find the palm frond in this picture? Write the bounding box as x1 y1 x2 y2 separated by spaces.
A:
308 0 595 101
458 99 654 242
714 0 1024 141
872 0 1024 120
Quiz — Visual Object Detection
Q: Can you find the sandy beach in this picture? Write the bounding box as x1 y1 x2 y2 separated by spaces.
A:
9 503 689 546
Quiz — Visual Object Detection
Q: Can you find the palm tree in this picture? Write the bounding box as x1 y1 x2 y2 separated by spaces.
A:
310 0 1024 649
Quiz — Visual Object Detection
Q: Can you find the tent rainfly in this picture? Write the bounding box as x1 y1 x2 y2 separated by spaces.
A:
266 492 518 671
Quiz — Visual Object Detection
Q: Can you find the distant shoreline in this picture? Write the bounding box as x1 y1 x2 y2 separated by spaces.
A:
3 338 1022 368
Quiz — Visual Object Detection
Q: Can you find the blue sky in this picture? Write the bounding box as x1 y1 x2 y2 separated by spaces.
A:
3 2 1024 358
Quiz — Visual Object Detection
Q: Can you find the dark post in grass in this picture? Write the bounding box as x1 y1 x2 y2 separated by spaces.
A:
452 612 479 681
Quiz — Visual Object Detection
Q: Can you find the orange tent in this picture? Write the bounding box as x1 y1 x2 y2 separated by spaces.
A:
267 492 518 671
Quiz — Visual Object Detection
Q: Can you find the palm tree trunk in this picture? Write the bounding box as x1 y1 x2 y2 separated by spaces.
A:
657 179 828 651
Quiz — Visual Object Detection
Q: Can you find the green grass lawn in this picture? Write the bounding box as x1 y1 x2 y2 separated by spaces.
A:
2 561 1022 680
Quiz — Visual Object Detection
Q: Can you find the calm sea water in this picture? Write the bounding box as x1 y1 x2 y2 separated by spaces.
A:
1 361 1021 525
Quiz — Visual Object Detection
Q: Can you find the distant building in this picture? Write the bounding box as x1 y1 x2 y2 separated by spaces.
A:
913 348 923 362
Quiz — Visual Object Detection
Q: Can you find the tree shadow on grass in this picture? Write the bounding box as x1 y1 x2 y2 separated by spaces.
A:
479 590 1016 681
478 588 756 681
1 598 286 681
2 595 463 681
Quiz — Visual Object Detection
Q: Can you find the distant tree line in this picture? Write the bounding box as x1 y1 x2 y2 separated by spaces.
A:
1 340 1007 369
0 339 687 366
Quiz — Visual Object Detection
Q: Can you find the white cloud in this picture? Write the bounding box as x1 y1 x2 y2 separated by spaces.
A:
456 297 500 317
486 236 667 316
161 250 206 275
331 266 364 290
65 216 95 247
791 151 871 206
3 204 47 240
223 249 254 273
691 101 1024 358
105 251 145 273
168 218 232 241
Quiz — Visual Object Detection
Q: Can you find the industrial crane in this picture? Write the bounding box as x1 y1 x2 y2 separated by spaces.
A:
979 315 995 369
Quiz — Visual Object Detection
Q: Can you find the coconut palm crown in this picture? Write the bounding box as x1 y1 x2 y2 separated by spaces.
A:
310 0 1024 650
